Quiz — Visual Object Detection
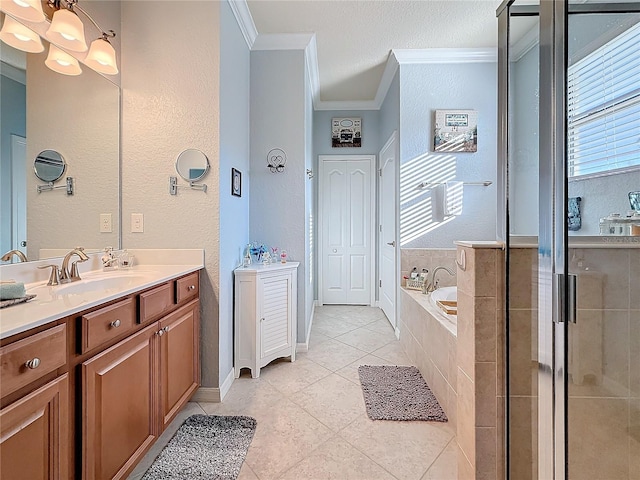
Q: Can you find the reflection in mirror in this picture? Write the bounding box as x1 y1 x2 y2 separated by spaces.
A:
33 149 66 182
0 15 120 263
175 149 210 181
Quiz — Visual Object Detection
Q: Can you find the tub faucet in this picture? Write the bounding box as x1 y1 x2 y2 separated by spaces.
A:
60 247 89 283
427 266 455 293
1 249 28 263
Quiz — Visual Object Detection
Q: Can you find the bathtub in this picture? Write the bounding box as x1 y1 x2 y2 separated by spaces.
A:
401 286 457 336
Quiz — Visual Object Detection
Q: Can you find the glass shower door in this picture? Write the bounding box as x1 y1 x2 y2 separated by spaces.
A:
565 9 640 480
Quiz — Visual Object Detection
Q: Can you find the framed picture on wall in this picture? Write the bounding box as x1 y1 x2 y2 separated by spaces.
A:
433 110 478 152
332 117 362 148
231 168 241 197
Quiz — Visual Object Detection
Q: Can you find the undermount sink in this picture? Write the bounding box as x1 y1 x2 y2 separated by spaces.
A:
29 271 155 297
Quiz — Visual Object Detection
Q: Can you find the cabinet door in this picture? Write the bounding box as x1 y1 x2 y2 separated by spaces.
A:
0 374 68 480
82 323 159 480
258 274 293 359
159 300 200 429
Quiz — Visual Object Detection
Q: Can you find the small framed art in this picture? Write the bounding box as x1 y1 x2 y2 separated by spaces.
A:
433 110 478 152
231 168 242 197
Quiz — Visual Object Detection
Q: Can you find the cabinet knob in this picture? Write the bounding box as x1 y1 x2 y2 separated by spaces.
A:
110 319 121 328
25 358 41 369
163 326 170 333
157 329 164 336
188 285 196 291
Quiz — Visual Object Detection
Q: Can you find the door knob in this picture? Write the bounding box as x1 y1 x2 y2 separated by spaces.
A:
387 241 396 247
333 249 337 253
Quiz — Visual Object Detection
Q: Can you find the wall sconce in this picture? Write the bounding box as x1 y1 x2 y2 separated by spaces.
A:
306 169 314 179
267 148 286 173
0 0 118 76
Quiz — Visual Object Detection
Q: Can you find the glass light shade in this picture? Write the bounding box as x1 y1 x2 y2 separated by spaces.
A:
0 15 43 53
45 44 82 75
85 37 117 75
0 0 45 23
45 8 87 52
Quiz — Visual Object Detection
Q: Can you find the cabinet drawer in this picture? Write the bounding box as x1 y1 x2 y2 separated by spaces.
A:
81 297 136 353
139 282 174 323
176 272 199 304
0 324 67 398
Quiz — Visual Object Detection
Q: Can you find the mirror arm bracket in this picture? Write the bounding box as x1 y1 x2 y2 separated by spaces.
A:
169 176 207 195
37 177 74 195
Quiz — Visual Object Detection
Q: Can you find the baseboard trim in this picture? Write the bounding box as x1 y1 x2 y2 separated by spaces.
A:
296 302 316 353
191 368 234 403
394 326 401 340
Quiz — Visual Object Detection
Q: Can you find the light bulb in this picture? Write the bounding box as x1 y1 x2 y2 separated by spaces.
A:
85 37 118 75
0 0 45 23
45 44 82 75
45 8 87 52
0 15 43 53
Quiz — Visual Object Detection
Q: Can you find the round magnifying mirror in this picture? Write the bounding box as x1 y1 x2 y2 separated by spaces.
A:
34 150 66 183
176 149 210 182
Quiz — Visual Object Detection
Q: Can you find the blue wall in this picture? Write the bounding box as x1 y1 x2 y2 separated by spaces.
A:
219 0 251 381
0 73 26 256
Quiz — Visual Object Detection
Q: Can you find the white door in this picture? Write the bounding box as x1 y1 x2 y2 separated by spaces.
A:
379 132 398 328
11 135 27 258
319 155 375 305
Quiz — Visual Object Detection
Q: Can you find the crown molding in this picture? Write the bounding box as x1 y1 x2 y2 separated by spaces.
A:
393 48 498 64
1 61 26 85
252 33 315 51
228 0 258 49
305 35 321 108
511 26 539 62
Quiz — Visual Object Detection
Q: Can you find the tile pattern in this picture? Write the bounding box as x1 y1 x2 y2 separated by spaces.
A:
128 305 458 480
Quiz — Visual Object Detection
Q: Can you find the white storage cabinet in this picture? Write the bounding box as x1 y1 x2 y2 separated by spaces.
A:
234 262 299 378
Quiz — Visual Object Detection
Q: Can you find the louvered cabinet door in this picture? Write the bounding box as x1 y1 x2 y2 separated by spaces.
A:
258 273 293 359
233 263 299 378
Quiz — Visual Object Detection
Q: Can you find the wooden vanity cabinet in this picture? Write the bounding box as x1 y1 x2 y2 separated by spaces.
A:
0 270 201 480
0 374 69 480
159 300 200 429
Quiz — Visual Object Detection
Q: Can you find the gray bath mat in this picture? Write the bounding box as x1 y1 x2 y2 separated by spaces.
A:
141 414 257 480
358 365 448 422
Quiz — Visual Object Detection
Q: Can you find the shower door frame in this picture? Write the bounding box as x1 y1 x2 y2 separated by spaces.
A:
499 1 640 479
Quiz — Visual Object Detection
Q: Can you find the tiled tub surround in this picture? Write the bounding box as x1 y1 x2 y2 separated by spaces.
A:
400 288 458 430
455 242 505 480
509 242 640 480
401 248 458 287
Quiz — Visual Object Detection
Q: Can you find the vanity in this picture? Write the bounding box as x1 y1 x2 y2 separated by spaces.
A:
0 261 202 480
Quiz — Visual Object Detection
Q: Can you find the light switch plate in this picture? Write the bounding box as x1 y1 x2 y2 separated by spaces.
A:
131 213 144 233
100 213 112 233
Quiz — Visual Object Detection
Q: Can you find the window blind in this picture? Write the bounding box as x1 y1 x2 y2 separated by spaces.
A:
567 22 640 178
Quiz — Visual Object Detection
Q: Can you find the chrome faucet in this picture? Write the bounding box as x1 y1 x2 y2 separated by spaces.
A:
60 247 89 283
426 266 455 293
1 249 28 263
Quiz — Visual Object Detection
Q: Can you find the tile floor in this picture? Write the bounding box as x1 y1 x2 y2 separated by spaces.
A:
128 305 458 480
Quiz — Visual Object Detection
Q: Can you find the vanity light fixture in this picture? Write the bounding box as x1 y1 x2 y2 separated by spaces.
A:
0 0 118 75
45 43 81 75
84 32 117 74
0 0 44 23
0 14 43 52
45 4 87 52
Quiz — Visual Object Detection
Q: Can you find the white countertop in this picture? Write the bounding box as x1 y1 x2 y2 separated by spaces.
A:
0 263 202 340
234 261 300 274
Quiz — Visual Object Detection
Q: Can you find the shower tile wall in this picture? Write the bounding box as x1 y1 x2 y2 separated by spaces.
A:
509 246 640 480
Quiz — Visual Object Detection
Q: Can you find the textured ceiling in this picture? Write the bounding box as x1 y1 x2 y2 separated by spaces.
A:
247 0 502 102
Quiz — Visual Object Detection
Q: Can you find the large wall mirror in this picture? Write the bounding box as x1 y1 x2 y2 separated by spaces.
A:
0 4 121 263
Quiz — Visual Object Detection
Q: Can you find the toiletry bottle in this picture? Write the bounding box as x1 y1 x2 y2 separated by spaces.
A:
243 244 252 267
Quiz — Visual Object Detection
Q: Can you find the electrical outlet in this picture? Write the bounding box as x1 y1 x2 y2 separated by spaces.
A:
131 213 144 233
100 213 112 233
